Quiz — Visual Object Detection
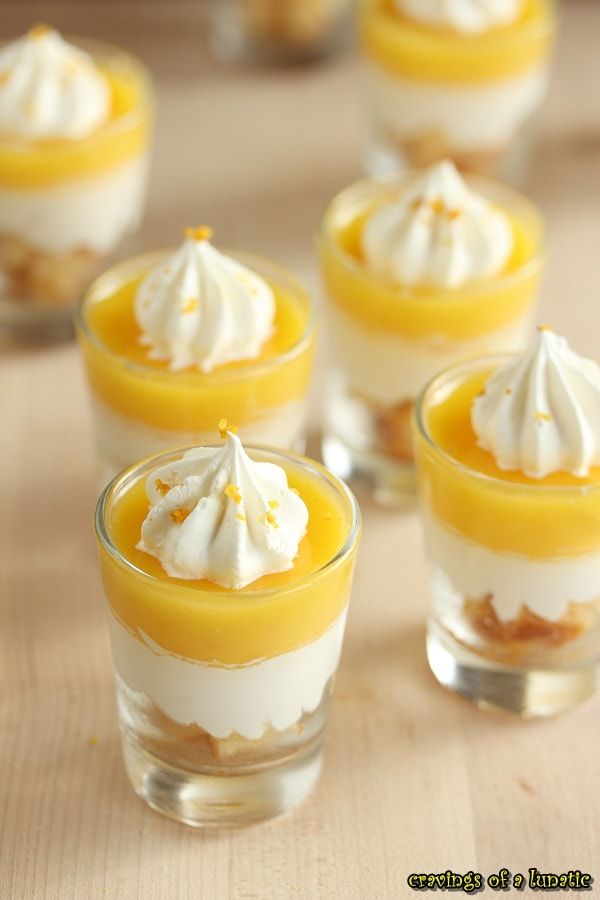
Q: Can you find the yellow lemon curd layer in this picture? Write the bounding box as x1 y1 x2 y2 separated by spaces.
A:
98 454 359 664
360 0 555 83
415 364 600 559
320 184 543 342
0 49 151 189
78 257 315 431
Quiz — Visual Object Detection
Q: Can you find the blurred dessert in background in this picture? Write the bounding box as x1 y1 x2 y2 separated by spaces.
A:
319 160 544 505
96 430 360 825
211 0 351 64
414 328 600 716
76 227 316 483
359 0 555 183
0 26 151 336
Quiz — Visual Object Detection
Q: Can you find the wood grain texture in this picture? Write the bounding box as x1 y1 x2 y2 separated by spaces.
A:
2 2 600 898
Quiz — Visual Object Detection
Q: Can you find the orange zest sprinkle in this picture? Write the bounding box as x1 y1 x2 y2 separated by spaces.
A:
265 511 279 528
235 512 246 522
430 198 445 215
184 225 214 242
182 297 198 314
170 507 191 524
29 24 52 40
218 418 238 438
447 209 461 221
534 411 553 423
61 57 82 79
154 479 171 496
268 500 279 509
224 484 242 505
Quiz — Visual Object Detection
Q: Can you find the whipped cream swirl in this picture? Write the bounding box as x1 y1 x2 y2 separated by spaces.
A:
135 228 276 373
472 328 600 479
395 0 522 34
362 161 513 290
0 26 110 139
138 432 309 589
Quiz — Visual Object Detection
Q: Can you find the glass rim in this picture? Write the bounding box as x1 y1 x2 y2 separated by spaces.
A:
414 351 600 496
0 34 152 149
94 443 362 599
318 172 546 300
75 248 318 384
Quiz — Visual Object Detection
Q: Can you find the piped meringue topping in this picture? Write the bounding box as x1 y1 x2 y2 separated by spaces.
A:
395 0 522 35
137 431 309 589
0 26 110 139
472 327 600 479
135 227 276 373
361 161 513 290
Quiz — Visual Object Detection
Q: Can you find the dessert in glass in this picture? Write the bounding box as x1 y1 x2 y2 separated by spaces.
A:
359 0 556 183
95 427 361 826
319 161 544 505
0 26 152 337
210 0 351 64
76 227 316 484
414 328 600 717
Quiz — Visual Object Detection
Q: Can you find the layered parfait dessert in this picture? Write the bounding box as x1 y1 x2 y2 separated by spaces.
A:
95 427 360 825
211 0 350 63
0 26 151 333
319 161 544 503
359 0 555 181
414 328 600 716
76 227 316 483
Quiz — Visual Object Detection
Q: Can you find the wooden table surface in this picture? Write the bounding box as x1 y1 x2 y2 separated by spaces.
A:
2 2 600 898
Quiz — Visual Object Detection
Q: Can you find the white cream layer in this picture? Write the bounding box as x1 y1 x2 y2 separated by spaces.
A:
424 513 600 623
108 610 348 740
328 304 532 406
91 395 309 485
0 155 148 254
364 62 549 150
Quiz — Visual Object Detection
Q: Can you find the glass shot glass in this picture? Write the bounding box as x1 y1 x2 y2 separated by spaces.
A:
358 0 556 185
95 444 361 826
318 175 544 506
209 0 352 65
413 355 600 717
76 250 316 486
0 38 152 341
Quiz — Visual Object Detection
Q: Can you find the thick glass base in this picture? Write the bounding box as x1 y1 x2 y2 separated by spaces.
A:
122 730 324 828
322 433 416 508
0 296 75 345
427 618 599 718
209 0 349 66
